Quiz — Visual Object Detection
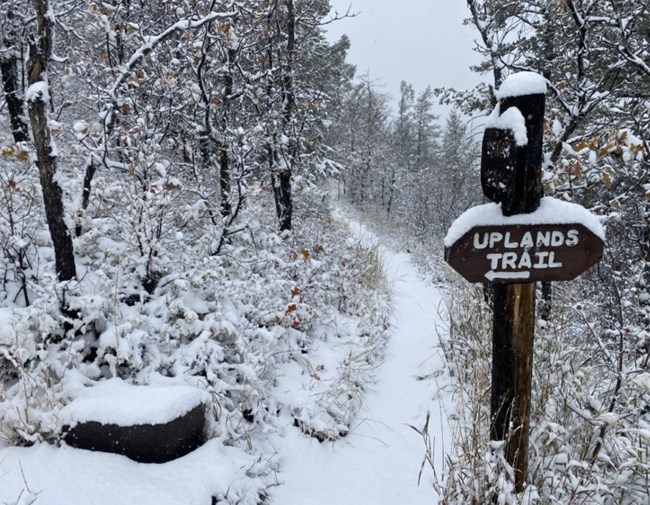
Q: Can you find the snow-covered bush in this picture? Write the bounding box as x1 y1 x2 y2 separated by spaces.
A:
0 146 41 309
0 171 391 478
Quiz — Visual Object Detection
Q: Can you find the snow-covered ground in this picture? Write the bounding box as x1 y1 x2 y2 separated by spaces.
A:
0 218 451 505
0 441 264 505
269 220 451 504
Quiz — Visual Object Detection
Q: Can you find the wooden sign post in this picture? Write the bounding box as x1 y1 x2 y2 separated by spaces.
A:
444 72 604 493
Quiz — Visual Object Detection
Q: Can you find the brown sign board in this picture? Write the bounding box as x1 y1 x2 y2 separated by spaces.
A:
445 223 604 284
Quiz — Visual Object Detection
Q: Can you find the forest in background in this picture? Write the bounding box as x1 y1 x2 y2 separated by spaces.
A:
1 0 649 504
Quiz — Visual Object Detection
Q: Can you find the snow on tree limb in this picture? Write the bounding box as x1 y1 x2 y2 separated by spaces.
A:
108 10 237 99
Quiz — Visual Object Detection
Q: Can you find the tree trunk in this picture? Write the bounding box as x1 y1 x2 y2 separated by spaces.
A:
273 0 296 232
1 7 29 143
219 47 236 218
76 159 97 237
273 170 292 232
28 0 77 283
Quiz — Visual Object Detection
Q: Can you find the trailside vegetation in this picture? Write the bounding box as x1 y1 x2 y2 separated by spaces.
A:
0 1 390 501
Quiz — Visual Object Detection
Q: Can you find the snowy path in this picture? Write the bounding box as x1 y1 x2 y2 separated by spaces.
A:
270 222 451 504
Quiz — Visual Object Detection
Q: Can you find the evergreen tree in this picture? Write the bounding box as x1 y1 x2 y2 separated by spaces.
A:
337 75 391 208
385 81 415 215
413 86 439 173
432 109 479 236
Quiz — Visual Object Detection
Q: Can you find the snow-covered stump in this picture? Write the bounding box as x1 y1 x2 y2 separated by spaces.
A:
60 379 210 463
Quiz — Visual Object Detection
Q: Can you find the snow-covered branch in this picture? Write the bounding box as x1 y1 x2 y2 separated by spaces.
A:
108 10 236 99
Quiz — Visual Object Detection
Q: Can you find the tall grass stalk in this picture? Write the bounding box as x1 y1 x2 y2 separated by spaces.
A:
432 279 649 504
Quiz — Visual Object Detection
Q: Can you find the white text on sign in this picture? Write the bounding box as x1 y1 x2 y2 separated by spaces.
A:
473 229 579 250
474 228 580 278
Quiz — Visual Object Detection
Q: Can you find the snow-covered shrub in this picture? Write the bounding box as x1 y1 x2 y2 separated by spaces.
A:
0 174 390 480
0 277 82 443
270 192 392 441
0 146 41 309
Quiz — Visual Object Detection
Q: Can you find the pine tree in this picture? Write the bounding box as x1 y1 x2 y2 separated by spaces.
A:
432 109 479 236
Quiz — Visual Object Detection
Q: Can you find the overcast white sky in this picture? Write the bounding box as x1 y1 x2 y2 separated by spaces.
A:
326 0 484 117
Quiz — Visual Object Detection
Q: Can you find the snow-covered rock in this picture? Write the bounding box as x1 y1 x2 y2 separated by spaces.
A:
60 378 210 463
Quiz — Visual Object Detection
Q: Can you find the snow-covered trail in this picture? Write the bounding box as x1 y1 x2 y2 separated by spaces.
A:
270 221 451 504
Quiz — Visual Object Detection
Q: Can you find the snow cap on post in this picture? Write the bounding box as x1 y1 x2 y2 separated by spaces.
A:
495 71 547 100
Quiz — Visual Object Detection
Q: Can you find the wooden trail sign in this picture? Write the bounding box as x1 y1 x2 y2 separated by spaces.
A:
445 223 604 284
443 71 605 495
